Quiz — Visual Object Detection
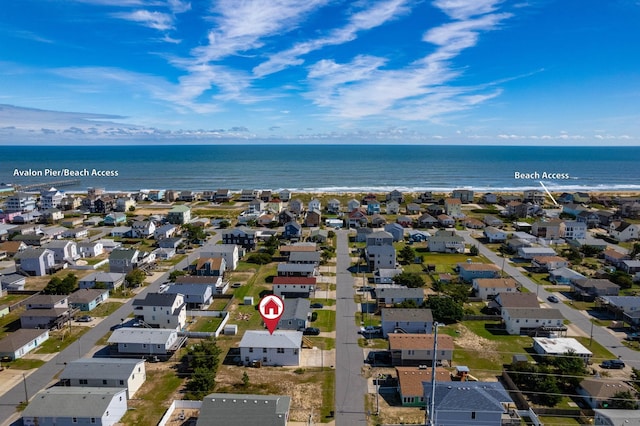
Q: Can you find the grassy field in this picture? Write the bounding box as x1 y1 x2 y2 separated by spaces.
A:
120 368 184 426
34 326 91 354
190 316 225 333
4 358 46 370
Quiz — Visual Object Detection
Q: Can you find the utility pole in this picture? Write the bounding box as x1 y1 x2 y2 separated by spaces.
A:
428 323 439 426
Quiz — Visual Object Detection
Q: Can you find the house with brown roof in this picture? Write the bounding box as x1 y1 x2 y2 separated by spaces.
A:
388 333 454 366
578 378 637 409
472 278 518 300
194 257 227 277
457 262 501 283
0 240 28 257
491 292 539 314
0 329 49 360
531 256 569 272
571 278 620 300
603 249 630 268
396 366 451 407
444 198 463 218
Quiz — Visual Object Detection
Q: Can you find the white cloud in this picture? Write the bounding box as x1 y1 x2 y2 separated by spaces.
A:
114 10 175 31
191 0 328 64
432 0 504 20
303 1 512 123
253 0 411 77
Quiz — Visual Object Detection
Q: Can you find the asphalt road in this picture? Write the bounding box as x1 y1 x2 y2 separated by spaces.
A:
460 230 640 368
334 229 368 426
0 234 217 426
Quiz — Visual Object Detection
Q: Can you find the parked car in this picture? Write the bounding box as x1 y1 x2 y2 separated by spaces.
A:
310 303 324 309
547 295 559 303
303 327 320 336
626 332 640 342
76 315 93 322
358 286 374 292
601 359 625 369
359 325 382 337
231 282 242 288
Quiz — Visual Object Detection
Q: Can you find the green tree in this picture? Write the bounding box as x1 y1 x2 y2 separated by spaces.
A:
469 245 479 256
552 350 587 387
399 245 416 265
185 367 216 400
610 271 634 289
394 271 425 288
168 270 186 282
395 299 419 308
537 375 562 406
630 242 640 259
42 276 63 294
182 223 207 243
247 253 272 264
608 390 638 409
128 205 136 212
125 269 146 288
242 371 250 387
425 296 463 323
218 220 230 229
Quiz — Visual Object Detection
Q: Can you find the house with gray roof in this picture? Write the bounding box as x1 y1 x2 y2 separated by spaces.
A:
549 267 586 285
0 273 26 291
222 226 256 250
374 285 424 308
427 230 465 253
423 381 518 426
288 250 321 265
44 240 79 263
68 288 110 311
571 278 620 300
165 283 213 309
277 298 311 331
108 328 183 356
380 308 433 337
277 263 317 277
239 330 302 366
108 248 140 273
79 271 125 290
132 292 186 330
22 387 128 426
59 358 146 399
197 393 290 426
200 243 239 270
15 248 56 276
0 329 49 360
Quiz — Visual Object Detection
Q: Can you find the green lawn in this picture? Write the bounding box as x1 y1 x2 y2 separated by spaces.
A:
320 368 336 422
310 298 335 307
573 336 616 363
35 326 90 354
419 252 493 274
312 310 336 332
190 316 224 333
538 416 581 425
4 358 45 370
358 338 388 349
90 301 124 317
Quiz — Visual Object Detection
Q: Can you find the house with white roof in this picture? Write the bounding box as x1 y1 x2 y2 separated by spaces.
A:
517 246 557 259
374 285 425 307
239 330 302 366
533 337 592 363
60 358 146 399
472 278 518 300
44 240 79 263
108 328 183 356
78 271 125 290
22 387 128 426
502 307 565 335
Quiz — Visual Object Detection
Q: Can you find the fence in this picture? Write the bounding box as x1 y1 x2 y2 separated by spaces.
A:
7 290 41 312
157 400 202 426
185 310 230 337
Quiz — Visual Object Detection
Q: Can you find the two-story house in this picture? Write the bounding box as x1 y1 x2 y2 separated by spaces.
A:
132 292 187 330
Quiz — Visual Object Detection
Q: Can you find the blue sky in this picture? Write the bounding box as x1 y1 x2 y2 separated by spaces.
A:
1 0 639 145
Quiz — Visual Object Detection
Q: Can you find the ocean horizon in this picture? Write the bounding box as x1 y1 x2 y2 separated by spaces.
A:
2 144 639 193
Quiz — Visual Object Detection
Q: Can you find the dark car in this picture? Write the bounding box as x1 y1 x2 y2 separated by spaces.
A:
303 327 320 336
547 295 559 303
601 359 625 369
627 332 640 342
310 303 324 309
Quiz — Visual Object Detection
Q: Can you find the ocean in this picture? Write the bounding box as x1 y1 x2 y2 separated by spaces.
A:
1 144 639 193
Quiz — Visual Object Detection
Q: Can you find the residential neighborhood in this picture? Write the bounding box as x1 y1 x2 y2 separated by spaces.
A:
0 186 639 426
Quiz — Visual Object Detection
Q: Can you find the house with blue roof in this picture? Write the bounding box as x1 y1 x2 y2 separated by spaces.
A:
423 381 519 425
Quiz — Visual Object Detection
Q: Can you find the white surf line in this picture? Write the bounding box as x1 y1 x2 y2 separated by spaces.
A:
539 181 558 206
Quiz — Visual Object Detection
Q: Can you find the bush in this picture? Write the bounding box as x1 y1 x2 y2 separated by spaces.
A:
247 253 273 264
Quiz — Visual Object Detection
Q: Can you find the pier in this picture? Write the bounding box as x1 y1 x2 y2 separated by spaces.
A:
13 179 82 192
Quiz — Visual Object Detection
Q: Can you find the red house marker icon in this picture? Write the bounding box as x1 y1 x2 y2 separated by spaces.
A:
258 295 284 335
